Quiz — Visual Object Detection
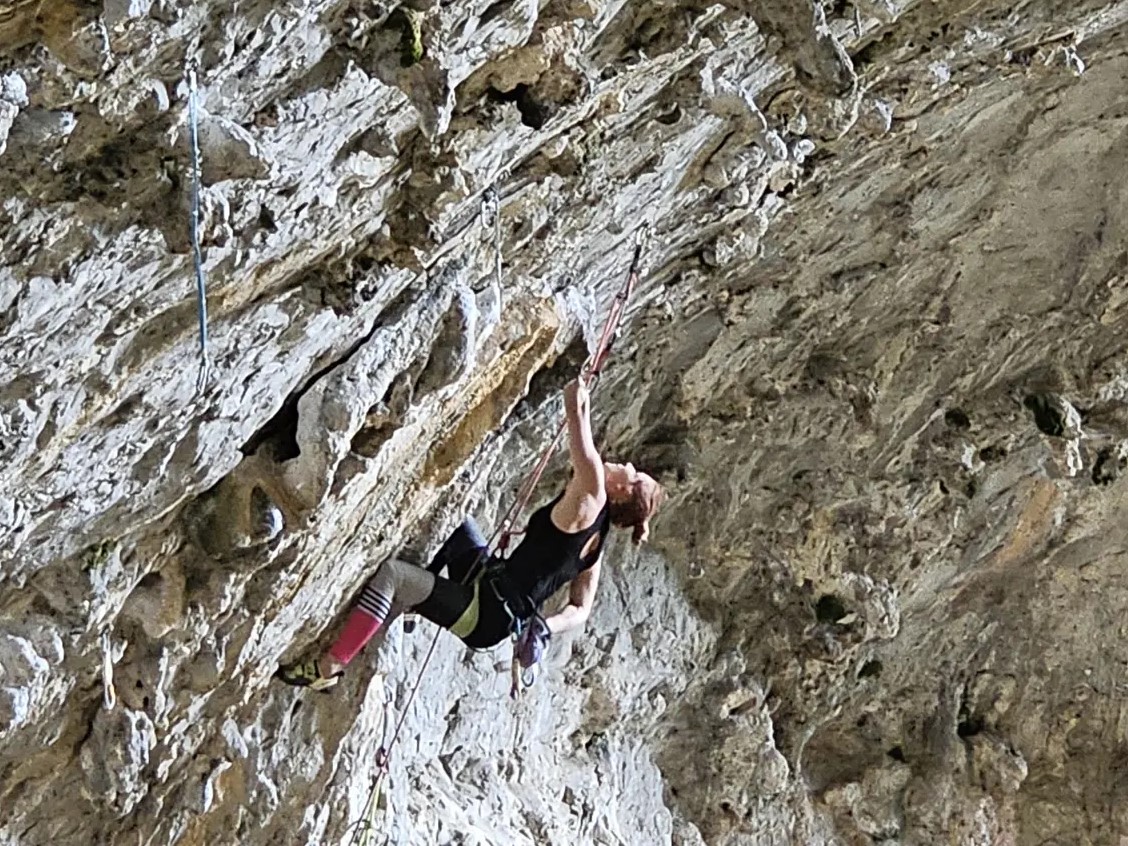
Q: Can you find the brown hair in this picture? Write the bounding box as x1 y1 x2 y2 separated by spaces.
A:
607 476 666 545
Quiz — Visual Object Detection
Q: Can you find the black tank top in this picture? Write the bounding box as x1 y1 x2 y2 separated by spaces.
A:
503 493 611 610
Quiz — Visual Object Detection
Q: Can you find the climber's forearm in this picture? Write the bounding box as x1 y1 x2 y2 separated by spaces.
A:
544 561 599 635
543 603 589 635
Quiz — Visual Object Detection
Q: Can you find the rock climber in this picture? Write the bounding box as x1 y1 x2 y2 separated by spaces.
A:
275 377 665 691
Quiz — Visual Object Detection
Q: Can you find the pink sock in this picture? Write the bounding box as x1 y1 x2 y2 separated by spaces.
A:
327 569 398 668
327 609 383 666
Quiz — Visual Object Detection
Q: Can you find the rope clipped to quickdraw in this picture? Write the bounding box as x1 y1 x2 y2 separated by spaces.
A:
187 61 210 395
344 695 394 846
491 224 649 564
347 227 649 829
587 225 648 384
351 770 387 846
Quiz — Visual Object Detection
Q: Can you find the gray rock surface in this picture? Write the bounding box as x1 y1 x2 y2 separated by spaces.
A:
3 0 1128 844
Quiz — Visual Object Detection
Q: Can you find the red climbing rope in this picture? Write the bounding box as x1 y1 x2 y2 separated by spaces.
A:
346 230 647 842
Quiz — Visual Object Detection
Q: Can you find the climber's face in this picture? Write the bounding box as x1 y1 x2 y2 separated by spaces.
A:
603 462 664 544
604 462 639 501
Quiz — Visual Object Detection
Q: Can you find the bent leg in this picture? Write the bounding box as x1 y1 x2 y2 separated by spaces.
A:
276 559 482 690
413 573 481 634
325 559 436 669
277 559 437 689
428 518 488 583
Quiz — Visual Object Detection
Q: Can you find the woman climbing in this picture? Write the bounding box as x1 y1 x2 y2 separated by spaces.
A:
276 376 665 691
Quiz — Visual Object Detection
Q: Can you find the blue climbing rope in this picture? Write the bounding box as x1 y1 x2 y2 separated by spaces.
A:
187 63 210 393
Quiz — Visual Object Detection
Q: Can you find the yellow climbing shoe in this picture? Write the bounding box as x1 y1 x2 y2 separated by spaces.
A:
275 659 339 692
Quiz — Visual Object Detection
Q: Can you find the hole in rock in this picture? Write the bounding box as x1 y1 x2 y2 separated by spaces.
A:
858 660 883 679
137 571 162 590
957 715 985 738
979 444 1006 462
487 84 550 129
944 408 971 429
507 335 589 424
815 594 848 624
1023 394 1067 437
241 392 301 460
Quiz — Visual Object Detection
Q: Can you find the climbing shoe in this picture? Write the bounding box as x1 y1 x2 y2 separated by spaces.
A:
274 659 340 692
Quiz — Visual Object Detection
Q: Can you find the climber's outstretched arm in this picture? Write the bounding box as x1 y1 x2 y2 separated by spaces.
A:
562 378 605 505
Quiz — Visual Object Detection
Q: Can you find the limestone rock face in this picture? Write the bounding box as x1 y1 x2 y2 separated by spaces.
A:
2 0 1128 844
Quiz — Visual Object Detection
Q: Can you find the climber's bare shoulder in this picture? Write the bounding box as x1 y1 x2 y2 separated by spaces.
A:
552 476 606 534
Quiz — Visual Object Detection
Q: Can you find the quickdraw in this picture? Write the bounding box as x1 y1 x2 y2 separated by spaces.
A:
481 184 502 290
187 60 210 395
101 629 117 711
344 694 395 846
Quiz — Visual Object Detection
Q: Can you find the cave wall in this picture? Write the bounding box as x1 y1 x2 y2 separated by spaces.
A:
2 0 1128 844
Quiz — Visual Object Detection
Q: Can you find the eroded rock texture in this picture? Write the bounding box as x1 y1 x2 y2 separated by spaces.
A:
2 0 1128 844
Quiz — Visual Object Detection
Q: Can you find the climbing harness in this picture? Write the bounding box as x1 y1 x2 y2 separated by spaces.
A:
471 564 548 696
187 61 210 395
101 629 117 711
344 225 649 838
